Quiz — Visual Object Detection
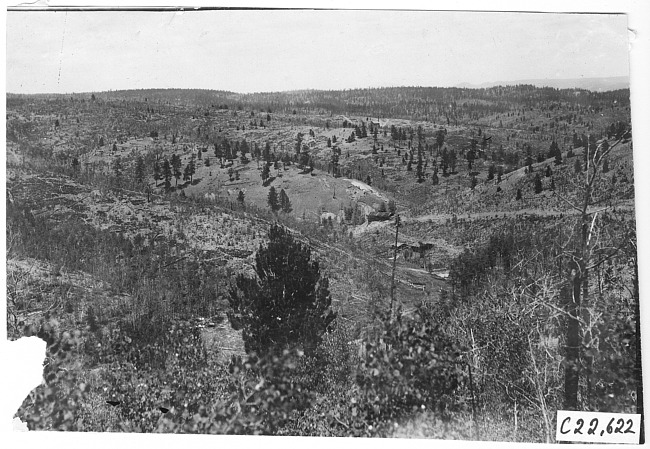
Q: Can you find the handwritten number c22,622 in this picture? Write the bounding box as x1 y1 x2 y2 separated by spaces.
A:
558 414 637 440
587 418 598 435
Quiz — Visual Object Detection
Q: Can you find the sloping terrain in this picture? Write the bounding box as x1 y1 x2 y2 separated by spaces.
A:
6 86 638 440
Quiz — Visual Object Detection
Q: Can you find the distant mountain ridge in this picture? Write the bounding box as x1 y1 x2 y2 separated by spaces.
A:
456 76 629 92
8 83 630 124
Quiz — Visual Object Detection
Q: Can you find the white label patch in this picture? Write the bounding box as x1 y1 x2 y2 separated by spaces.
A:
556 411 642 444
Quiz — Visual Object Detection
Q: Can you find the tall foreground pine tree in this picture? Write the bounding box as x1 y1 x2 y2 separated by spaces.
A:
228 224 336 355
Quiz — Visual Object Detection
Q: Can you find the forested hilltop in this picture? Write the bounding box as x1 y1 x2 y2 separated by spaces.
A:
9 84 630 121
7 84 640 441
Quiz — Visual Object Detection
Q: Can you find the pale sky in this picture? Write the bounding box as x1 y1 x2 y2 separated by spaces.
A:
5 9 630 94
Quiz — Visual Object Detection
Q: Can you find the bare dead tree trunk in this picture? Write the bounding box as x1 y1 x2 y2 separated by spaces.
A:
565 260 582 411
467 358 480 441
389 215 400 321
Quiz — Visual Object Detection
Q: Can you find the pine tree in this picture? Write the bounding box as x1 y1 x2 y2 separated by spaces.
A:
331 148 340 177
263 141 271 162
280 189 293 213
112 156 123 181
295 133 303 155
534 173 543 194
228 224 336 355
436 129 445 150
183 163 192 183
170 154 182 186
162 159 172 190
268 186 280 212
224 140 233 160
71 157 80 174
554 143 563 165
487 164 496 180
574 158 582 174
134 156 145 184
416 142 424 183
153 160 161 185
516 188 522 201
237 189 245 205
188 155 196 182
261 163 270 184
240 139 249 162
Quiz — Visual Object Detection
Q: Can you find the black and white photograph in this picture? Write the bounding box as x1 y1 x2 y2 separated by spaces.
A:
3 1 650 445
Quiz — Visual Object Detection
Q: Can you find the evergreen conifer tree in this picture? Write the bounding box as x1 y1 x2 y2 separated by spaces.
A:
162 159 172 190
268 186 280 212
574 158 582 174
280 189 293 213
134 156 145 184
534 173 543 194
153 160 161 185
228 224 336 355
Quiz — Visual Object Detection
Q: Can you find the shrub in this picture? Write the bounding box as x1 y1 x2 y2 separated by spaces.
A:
355 305 467 431
17 318 312 434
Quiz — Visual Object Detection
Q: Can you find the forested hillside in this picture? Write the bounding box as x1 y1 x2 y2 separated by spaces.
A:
6 84 639 441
